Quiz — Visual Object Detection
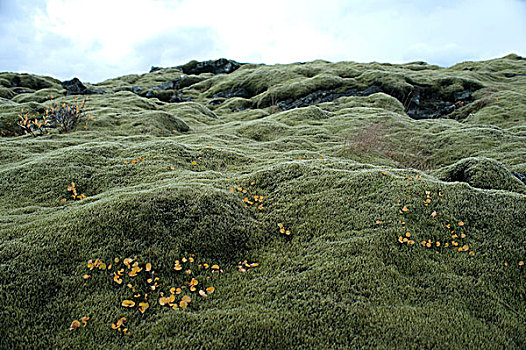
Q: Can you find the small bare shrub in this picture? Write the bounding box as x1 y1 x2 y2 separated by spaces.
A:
18 98 92 136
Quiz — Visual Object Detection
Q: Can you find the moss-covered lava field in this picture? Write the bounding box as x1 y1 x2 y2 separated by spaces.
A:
0 55 525 349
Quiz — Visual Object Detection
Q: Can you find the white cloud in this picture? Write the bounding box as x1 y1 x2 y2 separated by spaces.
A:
0 0 524 82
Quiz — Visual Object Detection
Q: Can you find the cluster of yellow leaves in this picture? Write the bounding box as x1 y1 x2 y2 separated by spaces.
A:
191 156 203 166
397 191 474 255
230 182 265 210
18 109 52 136
111 317 128 334
237 260 259 272
166 256 219 308
78 254 223 334
397 232 415 245
124 156 144 165
69 317 89 331
63 182 86 201
277 222 291 236
404 174 423 181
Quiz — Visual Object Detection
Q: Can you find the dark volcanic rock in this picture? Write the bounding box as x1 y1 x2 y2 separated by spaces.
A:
276 88 360 110
131 86 143 94
213 87 253 99
62 77 105 95
512 171 526 185
179 58 240 75
404 84 479 120
169 92 192 103
152 81 175 91
504 73 526 78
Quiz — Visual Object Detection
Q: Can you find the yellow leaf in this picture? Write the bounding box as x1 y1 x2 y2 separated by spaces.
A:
179 300 188 309
211 264 219 270
145 263 151 272
199 290 207 297
116 318 125 327
174 264 182 271
182 295 192 303
113 275 122 284
69 320 81 330
159 296 170 306
458 221 465 226
190 278 198 286
138 302 149 314
82 274 90 280
190 286 196 292
402 206 409 212
123 258 133 267
431 211 437 217
206 286 215 294
191 161 197 166
122 300 135 307
81 317 90 327
169 294 176 303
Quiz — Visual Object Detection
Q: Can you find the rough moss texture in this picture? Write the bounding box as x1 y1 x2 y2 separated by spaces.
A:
0 55 525 349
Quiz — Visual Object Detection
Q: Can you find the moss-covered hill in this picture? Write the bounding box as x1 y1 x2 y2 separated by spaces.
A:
0 54 525 349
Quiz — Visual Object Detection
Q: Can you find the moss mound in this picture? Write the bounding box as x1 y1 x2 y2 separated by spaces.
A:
435 157 526 193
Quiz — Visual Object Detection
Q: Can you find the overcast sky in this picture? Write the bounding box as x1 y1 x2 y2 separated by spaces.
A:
1 0 525 83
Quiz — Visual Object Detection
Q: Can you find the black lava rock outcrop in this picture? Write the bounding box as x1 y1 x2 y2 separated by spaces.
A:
62 77 105 95
179 58 241 75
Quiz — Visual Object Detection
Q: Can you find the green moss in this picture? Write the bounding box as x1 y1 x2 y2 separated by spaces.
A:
1 55 525 349
0 87 15 99
434 157 526 193
11 88 66 103
0 72 61 90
